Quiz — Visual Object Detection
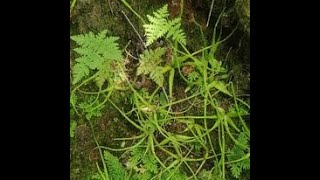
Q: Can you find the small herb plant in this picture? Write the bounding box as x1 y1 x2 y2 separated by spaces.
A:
70 1 250 179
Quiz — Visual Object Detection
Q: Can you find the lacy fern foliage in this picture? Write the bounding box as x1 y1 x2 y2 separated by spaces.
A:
227 132 250 179
143 5 186 46
128 147 159 180
137 47 167 86
103 150 127 180
71 30 122 86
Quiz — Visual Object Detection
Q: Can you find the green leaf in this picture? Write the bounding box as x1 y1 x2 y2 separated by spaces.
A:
227 132 250 179
150 66 164 86
103 151 127 180
129 147 144 168
72 62 89 84
70 120 77 138
208 81 232 96
137 47 165 75
71 30 122 86
143 5 186 46
142 153 158 174
137 47 167 87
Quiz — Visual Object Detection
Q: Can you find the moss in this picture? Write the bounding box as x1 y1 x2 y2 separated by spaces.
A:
235 0 250 35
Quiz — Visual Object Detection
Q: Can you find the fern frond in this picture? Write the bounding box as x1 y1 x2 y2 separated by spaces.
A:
137 47 167 86
103 151 126 180
166 18 186 45
143 5 186 46
129 147 145 168
143 5 170 46
230 164 242 179
237 132 249 149
227 132 250 179
78 97 105 120
150 66 165 87
142 153 158 174
241 157 250 170
72 62 90 85
71 30 122 85
137 47 165 75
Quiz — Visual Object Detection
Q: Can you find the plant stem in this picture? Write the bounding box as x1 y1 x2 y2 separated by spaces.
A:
88 120 109 180
120 0 145 24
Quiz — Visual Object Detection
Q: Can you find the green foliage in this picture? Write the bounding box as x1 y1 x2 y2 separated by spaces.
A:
137 47 168 87
71 30 122 87
70 2 250 180
90 173 102 180
70 120 77 138
161 168 187 180
103 151 127 180
142 153 158 174
128 147 159 179
227 132 250 179
78 97 105 120
143 5 186 46
137 47 165 75
166 17 186 45
198 169 213 180
128 147 145 168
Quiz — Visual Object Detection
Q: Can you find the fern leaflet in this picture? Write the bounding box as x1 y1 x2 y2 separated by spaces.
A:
143 5 186 46
71 30 122 86
227 132 250 179
128 147 159 179
137 47 168 87
103 150 127 180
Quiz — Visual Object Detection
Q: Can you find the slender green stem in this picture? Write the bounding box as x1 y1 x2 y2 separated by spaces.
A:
231 83 250 134
120 0 145 24
71 73 99 115
225 153 250 164
108 99 144 131
70 0 77 15
221 117 226 180
89 120 109 180
99 136 146 152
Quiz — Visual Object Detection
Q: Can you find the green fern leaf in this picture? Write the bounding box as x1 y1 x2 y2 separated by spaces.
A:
103 151 126 180
227 132 250 179
230 164 241 179
72 62 90 84
142 153 158 174
71 30 122 85
129 147 144 168
137 47 167 86
143 5 186 46
242 157 250 170
78 97 105 120
143 5 170 46
166 18 186 45
237 132 249 150
150 66 164 87
137 47 165 75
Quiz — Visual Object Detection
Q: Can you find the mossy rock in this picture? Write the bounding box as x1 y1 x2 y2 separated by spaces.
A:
235 0 250 35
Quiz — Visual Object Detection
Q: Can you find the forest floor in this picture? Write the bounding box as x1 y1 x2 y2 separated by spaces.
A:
70 0 250 179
